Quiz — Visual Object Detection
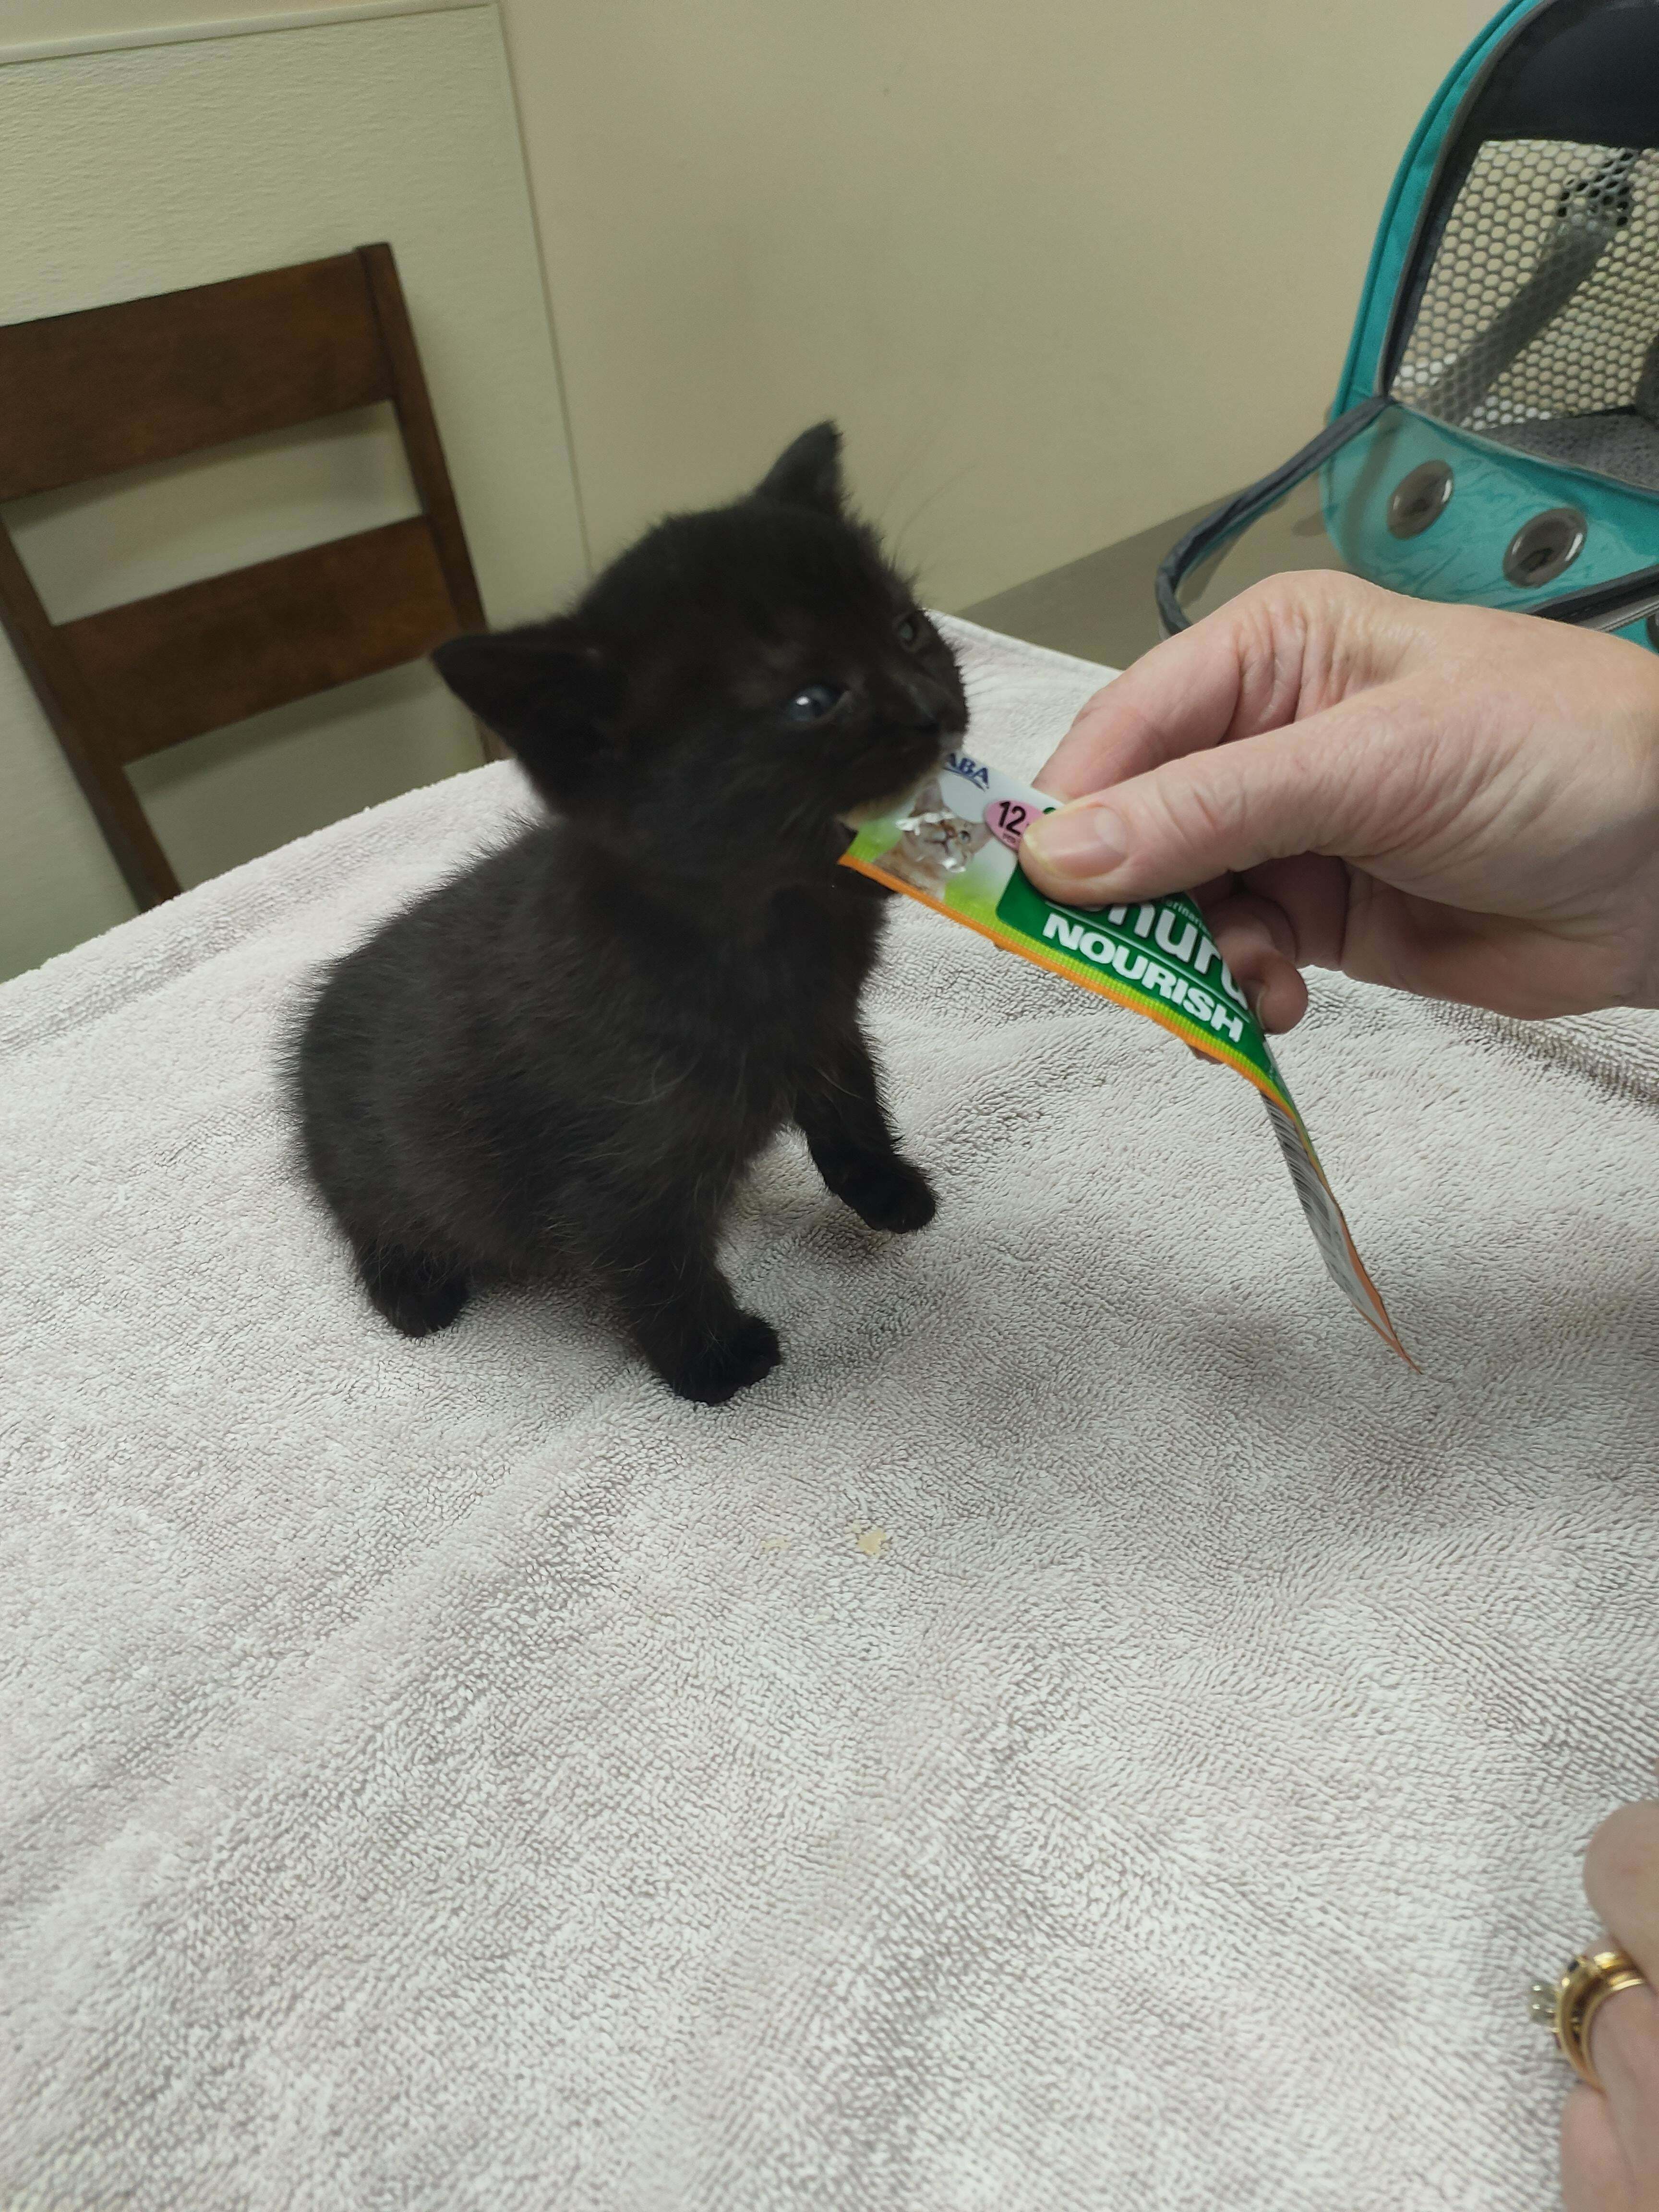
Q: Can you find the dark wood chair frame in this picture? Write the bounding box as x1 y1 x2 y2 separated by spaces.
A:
0 243 490 907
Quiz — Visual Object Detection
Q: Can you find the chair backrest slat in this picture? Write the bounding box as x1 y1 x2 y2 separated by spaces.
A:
0 254 388 503
0 245 490 908
63 519 456 763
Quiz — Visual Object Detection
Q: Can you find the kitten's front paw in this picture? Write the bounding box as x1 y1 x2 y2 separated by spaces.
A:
360 1249 470 1338
830 1153 937 1234
658 1312 782 1406
375 1277 470 1337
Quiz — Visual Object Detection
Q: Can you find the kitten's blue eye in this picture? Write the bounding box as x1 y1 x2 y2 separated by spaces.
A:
781 683 843 725
895 612 924 649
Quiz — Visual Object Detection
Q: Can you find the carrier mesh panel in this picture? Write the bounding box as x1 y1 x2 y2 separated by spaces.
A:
1391 138 1659 487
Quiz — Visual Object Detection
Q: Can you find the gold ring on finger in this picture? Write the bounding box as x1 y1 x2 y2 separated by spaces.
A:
1529 1947 1648 2091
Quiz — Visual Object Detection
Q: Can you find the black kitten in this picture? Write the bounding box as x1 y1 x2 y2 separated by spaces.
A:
293 423 967 1403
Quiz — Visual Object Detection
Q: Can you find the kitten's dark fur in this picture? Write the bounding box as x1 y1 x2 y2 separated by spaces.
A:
293 423 967 1403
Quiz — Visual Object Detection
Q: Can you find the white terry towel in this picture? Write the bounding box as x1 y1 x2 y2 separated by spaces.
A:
2 616 1656 2211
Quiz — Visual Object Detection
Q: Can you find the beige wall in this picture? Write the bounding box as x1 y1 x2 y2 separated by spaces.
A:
498 0 1491 610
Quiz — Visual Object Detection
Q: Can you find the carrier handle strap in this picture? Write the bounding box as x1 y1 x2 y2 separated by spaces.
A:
1155 396 1390 637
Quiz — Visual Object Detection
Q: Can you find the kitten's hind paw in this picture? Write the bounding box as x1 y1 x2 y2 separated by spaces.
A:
657 1313 781 1406
358 1245 470 1338
822 1151 937 1235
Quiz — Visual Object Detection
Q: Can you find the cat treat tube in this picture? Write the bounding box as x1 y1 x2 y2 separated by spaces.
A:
841 749 1410 1364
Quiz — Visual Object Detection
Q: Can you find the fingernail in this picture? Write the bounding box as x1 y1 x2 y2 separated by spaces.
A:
1023 804 1127 878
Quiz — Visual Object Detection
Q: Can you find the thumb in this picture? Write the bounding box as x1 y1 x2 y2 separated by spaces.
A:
1020 693 1412 903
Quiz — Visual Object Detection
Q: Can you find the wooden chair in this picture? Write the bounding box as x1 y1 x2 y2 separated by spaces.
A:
0 244 490 907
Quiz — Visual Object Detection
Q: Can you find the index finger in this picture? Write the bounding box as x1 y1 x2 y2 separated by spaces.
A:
1032 570 1405 802
1585 1802 1659 1986
1579 1805 1659 2175
1034 615 1260 800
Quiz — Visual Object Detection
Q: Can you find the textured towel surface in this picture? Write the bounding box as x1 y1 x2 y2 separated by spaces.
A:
2 617 1656 2211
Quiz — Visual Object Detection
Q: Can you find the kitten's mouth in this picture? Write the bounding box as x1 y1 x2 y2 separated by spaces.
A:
840 735 952 829
839 788 911 832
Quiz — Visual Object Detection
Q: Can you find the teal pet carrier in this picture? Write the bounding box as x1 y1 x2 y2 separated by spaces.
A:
1160 0 1659 653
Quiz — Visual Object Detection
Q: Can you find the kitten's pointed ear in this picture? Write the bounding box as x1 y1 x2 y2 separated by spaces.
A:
432 621 619 809
755 421 845 515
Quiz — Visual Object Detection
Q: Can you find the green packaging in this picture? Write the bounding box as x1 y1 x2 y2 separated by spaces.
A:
841 745 1407 1361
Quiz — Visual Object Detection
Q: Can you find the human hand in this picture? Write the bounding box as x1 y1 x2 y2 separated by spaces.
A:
1020 574 1659 1032
1562 1803 1659 2212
